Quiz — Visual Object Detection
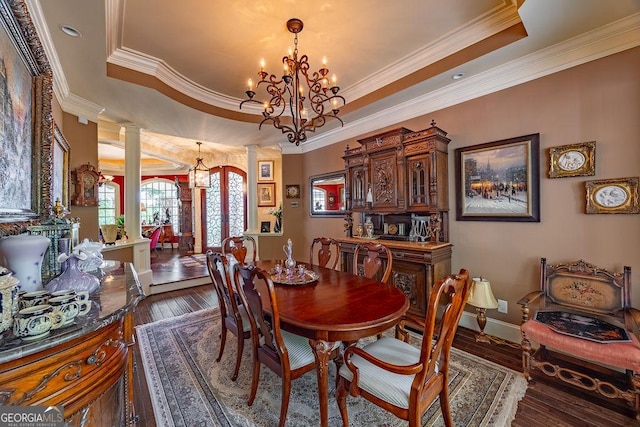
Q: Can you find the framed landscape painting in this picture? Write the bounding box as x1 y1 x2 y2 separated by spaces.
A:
455 134 540 222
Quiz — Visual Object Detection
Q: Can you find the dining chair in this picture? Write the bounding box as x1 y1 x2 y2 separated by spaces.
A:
353 241 393 284
309 237 340 270
222 235 257 264
234 264 341 427
335 269 471 427
148 226 162 257
205 250 252 381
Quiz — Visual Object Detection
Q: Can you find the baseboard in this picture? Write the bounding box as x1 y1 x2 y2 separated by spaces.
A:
148 276 210 295
459 311 522 345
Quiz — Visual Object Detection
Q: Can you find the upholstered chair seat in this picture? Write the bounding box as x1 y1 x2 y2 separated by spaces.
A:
338 337 422 409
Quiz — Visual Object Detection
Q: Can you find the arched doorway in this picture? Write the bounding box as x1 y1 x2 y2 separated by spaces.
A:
201 166 247 252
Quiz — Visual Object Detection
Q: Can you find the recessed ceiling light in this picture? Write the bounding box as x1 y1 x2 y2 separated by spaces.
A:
60 25 82 38
452 73 465 80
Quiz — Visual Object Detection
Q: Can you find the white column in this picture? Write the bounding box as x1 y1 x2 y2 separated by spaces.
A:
245 145 258 233
122 123 152 290
123 123 142 240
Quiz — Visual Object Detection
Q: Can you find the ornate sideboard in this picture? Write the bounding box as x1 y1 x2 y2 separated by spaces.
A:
337 237 452 331
0 263 144 426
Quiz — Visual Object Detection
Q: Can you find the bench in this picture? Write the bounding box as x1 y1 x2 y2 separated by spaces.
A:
519 258 639 419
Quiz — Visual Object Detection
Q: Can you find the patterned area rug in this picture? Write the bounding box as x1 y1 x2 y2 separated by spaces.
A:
136 308 527 427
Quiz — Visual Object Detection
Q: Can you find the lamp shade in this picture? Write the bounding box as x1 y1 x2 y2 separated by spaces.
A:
467 277 498 309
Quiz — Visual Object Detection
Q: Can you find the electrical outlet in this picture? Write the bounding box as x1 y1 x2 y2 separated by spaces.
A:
497 299 508 314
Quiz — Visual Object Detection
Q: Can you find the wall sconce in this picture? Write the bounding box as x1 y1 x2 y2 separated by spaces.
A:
467 277 498 343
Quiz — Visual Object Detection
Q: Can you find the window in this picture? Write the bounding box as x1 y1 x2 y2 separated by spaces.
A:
312 188 326 211
98 182 119 225
141 179 179 231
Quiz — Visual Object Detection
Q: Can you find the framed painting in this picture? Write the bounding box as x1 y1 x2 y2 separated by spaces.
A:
257 182 276 207
549 141 596 178
455 134 540 222
258 160 274 181
52 124 70 208
260 221 271 233
585 177 639 214
0 0 54 227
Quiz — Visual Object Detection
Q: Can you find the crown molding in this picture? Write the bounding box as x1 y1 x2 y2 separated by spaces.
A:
300 13 640 153
343 1 522 103
104 1 521 118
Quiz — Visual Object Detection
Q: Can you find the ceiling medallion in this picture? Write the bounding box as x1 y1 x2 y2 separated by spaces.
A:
240 18 346 146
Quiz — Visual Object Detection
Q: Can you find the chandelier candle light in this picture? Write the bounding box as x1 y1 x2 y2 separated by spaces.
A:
240 18 346 146
188 142 211 188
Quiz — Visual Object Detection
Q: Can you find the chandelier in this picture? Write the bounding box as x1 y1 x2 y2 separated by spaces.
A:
188 142 211 188
240 18 346 146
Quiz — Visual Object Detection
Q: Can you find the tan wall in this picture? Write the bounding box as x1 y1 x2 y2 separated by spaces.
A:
62 112 99 241
292 46 640 325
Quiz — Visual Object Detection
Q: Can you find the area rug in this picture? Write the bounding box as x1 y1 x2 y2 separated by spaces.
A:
136 308 527 426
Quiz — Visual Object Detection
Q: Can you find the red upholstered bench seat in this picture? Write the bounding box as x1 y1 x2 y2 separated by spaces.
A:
522 319 640 372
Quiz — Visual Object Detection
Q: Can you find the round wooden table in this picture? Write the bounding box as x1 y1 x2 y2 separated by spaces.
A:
255 260 409 427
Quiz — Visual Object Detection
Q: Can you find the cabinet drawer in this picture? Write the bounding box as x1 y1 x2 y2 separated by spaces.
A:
390 250 429 263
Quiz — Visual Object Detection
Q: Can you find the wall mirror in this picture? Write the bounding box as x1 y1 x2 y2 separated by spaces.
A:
309 171 346 217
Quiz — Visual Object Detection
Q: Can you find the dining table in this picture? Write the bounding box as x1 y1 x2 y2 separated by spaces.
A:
253 260 410 427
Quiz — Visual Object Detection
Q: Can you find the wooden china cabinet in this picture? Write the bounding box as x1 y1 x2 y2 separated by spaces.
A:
176 180 194 251
340 120 452 330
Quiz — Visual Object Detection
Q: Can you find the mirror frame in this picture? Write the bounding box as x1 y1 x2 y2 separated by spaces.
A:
309 171 346 217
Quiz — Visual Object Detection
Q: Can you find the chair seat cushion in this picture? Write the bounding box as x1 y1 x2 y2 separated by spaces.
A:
338 337 421 409
281 331 340 371
237 304 252 333
522 319 640 372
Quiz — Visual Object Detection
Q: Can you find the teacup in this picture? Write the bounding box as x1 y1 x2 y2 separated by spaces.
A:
13 304 60 340
48 295 81 328
18 290 50 310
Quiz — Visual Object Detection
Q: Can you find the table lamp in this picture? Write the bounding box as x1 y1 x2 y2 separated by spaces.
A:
467 277 498 343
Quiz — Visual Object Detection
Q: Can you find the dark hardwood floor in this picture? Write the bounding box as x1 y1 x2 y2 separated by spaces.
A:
132 250 638 426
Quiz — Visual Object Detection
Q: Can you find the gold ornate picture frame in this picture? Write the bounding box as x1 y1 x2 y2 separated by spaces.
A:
549 141 596 178
585 177 639 214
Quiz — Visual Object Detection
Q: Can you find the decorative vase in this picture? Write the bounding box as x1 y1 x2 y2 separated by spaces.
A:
45 253 101 295
0 234 50 292
274 217 282 233
100 224 118 245
282 238 296 272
